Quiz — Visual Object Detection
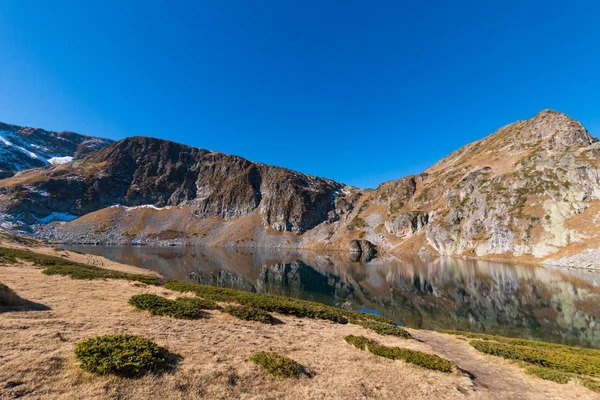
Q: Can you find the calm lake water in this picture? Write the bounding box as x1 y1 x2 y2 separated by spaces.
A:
62 245 600 348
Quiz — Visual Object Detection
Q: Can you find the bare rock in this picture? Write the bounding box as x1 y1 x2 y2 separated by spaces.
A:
349 239 377 262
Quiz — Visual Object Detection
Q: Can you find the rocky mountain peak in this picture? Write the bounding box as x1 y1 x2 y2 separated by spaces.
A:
526 109 597 150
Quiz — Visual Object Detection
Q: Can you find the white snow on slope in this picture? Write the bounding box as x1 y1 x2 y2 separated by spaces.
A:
0 135 12 146
48 156 74 165
17 145 40 160
110 204 173 211
0 131 47 164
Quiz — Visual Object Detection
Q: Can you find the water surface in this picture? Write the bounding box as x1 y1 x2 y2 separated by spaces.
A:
63 245 600 348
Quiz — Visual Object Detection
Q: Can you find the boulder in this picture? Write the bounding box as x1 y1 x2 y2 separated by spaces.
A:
349 239 377 262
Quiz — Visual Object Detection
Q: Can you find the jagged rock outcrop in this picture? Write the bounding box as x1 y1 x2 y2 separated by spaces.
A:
0 121 113 178
385 211 429 237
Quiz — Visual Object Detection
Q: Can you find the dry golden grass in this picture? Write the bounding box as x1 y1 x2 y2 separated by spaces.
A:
0 246 597 399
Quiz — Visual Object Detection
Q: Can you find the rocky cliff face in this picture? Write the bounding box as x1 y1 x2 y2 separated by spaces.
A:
0 122 113 179
0 136 345 235
2 110 600 266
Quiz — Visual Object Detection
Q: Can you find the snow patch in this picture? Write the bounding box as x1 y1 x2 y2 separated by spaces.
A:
17 145 40 160
124 204 173 211
23 185 49 197
48 156 74 165
0 135 12 146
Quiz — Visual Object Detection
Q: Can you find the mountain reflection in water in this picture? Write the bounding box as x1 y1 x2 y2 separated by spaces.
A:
62 245 600 348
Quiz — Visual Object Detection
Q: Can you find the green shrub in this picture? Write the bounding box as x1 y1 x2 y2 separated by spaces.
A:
352 319 411 339
525 365 572 383
128 294 206 319
43 264 160 285
470 340 600 376
581 377 600 393
0 246 160 285
74 335 168 377
224 305 274 324
0 282 8 291
174 297 220 310
250 351 305 378
163 281 394 326
0 248 18 264
344 335 377 350
344 335 454 373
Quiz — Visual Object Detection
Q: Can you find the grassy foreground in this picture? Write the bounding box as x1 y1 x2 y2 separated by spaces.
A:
3 243 600 397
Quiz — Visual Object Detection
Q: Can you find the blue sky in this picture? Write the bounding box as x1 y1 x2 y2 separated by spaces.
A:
1 1 599 188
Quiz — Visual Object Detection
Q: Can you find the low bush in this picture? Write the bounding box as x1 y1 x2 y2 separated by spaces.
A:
224 305 274 324
344 335 454 373
129 294 207 319
581 377 600 393
43 263 160 285
74 335 168 377
352 319 411 339
470 340 600 377
175 297 220 310
524 365 572 384
250 351 305 378
163 281 395 325
344 335 377 350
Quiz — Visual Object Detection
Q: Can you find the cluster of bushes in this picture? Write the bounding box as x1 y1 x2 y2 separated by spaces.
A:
440 329 600 392
344 335 454 373
351 319 411 339
224 305 274 324
163 281 395 328
471 340 600 376
250 351 306 378
129 294 219 319
43 263 160 285
74 334 169 378
0 246 160 285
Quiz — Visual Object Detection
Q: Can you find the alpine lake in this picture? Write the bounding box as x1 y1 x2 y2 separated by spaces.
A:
61 245 600 348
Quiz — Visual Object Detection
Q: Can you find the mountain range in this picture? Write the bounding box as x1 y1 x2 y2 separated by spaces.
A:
1 110 599 266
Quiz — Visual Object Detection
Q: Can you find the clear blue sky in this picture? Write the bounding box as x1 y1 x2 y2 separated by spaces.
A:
1 1 599 188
